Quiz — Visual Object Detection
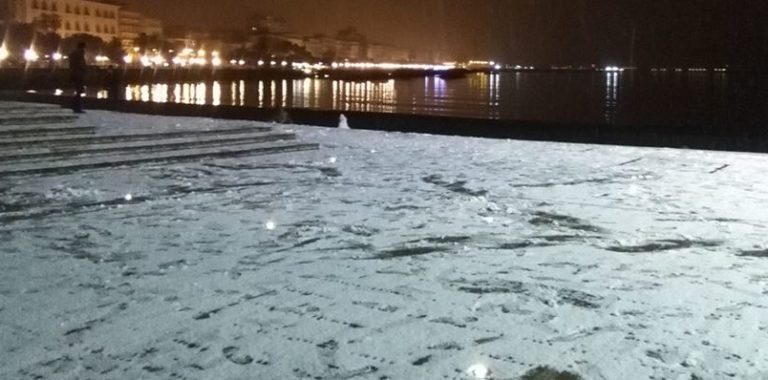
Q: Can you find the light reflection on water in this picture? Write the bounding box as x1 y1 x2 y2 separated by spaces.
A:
102 72 739 126
122 78 400 115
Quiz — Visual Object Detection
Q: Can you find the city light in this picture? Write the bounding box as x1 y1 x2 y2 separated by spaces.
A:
331 61 456 71
24 48 39 62
140 55 152 67
211 51 222 66
0 45 9 61
52 52 63 61
123 55 133 64
95 55 110 63
151 55 165 65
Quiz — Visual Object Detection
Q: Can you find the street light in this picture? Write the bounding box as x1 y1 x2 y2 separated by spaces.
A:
0 45 8 61
24 48 39 62
52 52 63 61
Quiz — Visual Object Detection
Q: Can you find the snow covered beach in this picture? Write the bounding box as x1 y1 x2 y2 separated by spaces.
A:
1 110 768 379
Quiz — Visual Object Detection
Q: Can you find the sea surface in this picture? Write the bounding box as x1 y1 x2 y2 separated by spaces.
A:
83 71 767 128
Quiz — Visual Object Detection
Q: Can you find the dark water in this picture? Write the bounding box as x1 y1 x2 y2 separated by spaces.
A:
83 71 768 128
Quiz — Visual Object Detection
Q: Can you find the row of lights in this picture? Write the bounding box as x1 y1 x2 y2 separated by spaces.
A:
0 45 113 63
0 45 43 62
1 45 495 73
125 48 228 68
0 47 733 75
651 67 729 72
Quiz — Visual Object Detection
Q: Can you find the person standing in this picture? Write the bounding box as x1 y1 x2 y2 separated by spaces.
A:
69 42 87 113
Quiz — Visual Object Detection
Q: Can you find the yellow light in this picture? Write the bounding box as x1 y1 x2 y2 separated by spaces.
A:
140 55 152 67
211 57 222 67
197 49 206 57
238 60 246 66
123 55 133 64
257 60 264 66
0 45 8 61
151 55 165 65
52 52 63 61
24 48 39 62
212 51 220 57
280 60 288 66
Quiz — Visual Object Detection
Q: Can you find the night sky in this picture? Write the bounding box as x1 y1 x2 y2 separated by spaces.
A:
124 0 768 67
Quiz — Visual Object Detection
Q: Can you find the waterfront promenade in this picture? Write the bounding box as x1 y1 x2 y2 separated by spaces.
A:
1 108 767 379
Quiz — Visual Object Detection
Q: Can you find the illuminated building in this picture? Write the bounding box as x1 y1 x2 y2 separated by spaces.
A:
118 8 161 49
118 9 141 48
2 0 120 41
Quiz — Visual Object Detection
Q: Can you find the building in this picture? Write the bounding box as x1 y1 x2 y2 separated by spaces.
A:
117 8 160 49
2 0 120 41
366 42 410 62
302 34 365 61
117 8 140 48
140 17 161 37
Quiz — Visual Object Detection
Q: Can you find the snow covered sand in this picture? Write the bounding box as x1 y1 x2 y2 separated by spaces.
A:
1 110 768 379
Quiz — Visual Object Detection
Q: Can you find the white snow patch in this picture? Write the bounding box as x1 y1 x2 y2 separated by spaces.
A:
1 109 767 380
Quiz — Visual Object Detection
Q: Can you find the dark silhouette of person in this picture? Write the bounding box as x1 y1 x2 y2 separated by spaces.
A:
69 42 87 113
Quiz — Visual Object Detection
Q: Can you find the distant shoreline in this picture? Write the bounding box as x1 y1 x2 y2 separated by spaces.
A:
0 66 756 91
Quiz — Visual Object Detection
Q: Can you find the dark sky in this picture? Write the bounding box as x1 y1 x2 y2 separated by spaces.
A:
124 0 768 67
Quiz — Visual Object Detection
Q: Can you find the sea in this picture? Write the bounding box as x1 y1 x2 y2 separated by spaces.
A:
85 71 768 129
